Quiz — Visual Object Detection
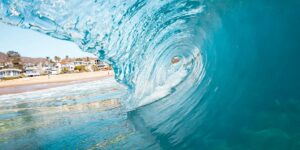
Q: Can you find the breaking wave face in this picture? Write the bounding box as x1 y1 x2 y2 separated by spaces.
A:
1 0 300 149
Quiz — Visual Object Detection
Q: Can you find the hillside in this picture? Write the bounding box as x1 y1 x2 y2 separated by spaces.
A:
0 52 9 62
21 57 48 64
1 51 98 65
0 52 47 64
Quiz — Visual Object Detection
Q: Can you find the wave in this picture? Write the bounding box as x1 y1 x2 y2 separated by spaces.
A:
1 0 300 149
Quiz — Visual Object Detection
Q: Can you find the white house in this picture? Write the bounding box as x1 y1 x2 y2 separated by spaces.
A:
61 62 75 71
0 63 4 70
50 63 62 75
0 69 22 79
98 61 106 68
98 61 111 70
24 67 40 77
73 60 87 66
41 64 52 74
87 59 98 65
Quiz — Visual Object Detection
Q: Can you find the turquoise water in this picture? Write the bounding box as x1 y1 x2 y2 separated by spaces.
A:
1 0 300 149
0 78 131 149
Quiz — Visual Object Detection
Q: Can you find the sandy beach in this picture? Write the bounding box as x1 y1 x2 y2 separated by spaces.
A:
0 71 114 95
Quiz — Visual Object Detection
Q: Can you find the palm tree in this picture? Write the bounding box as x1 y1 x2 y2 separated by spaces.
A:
46 56 54 64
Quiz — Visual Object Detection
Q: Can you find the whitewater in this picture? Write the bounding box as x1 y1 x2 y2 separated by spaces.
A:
1 0 300 149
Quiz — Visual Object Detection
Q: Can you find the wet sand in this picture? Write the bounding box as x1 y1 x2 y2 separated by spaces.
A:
0 71 114 95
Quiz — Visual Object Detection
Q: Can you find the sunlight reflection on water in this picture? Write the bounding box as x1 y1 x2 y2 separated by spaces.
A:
0 78 135 149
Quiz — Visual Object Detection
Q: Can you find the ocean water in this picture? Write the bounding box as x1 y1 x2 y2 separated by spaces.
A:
0 78 130 149
1 0 300 149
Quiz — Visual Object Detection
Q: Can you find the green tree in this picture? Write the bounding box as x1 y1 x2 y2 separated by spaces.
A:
92 64 99 71
7 51 23 70
74 65 87 72
54 56 61 62
75 58 83 61
61 67 69 73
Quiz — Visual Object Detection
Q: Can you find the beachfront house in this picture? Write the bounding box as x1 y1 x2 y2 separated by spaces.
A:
24 67 40 77
61 62 75 72
41 62 53 74
50 63 62 75
98 61 106 68
87 59 98 65
0 68 22 79
0 63 4 70
0 62 13 69
97 61 111 70
73 60 87 66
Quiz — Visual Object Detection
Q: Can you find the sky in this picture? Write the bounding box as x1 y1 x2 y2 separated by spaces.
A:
0 22 95 58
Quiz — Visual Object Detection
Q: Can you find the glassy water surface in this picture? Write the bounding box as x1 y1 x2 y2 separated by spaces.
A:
0 78 140 149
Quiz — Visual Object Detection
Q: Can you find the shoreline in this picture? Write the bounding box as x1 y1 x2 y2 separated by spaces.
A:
0 71 114 95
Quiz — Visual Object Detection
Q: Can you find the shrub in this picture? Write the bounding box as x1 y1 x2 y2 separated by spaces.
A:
61 67 70 74
20 73 26 78
92 64 100 71
74 65 87 72
1 76 21 80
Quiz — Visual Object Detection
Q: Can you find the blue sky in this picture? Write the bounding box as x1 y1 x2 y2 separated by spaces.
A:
0 22 95 58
